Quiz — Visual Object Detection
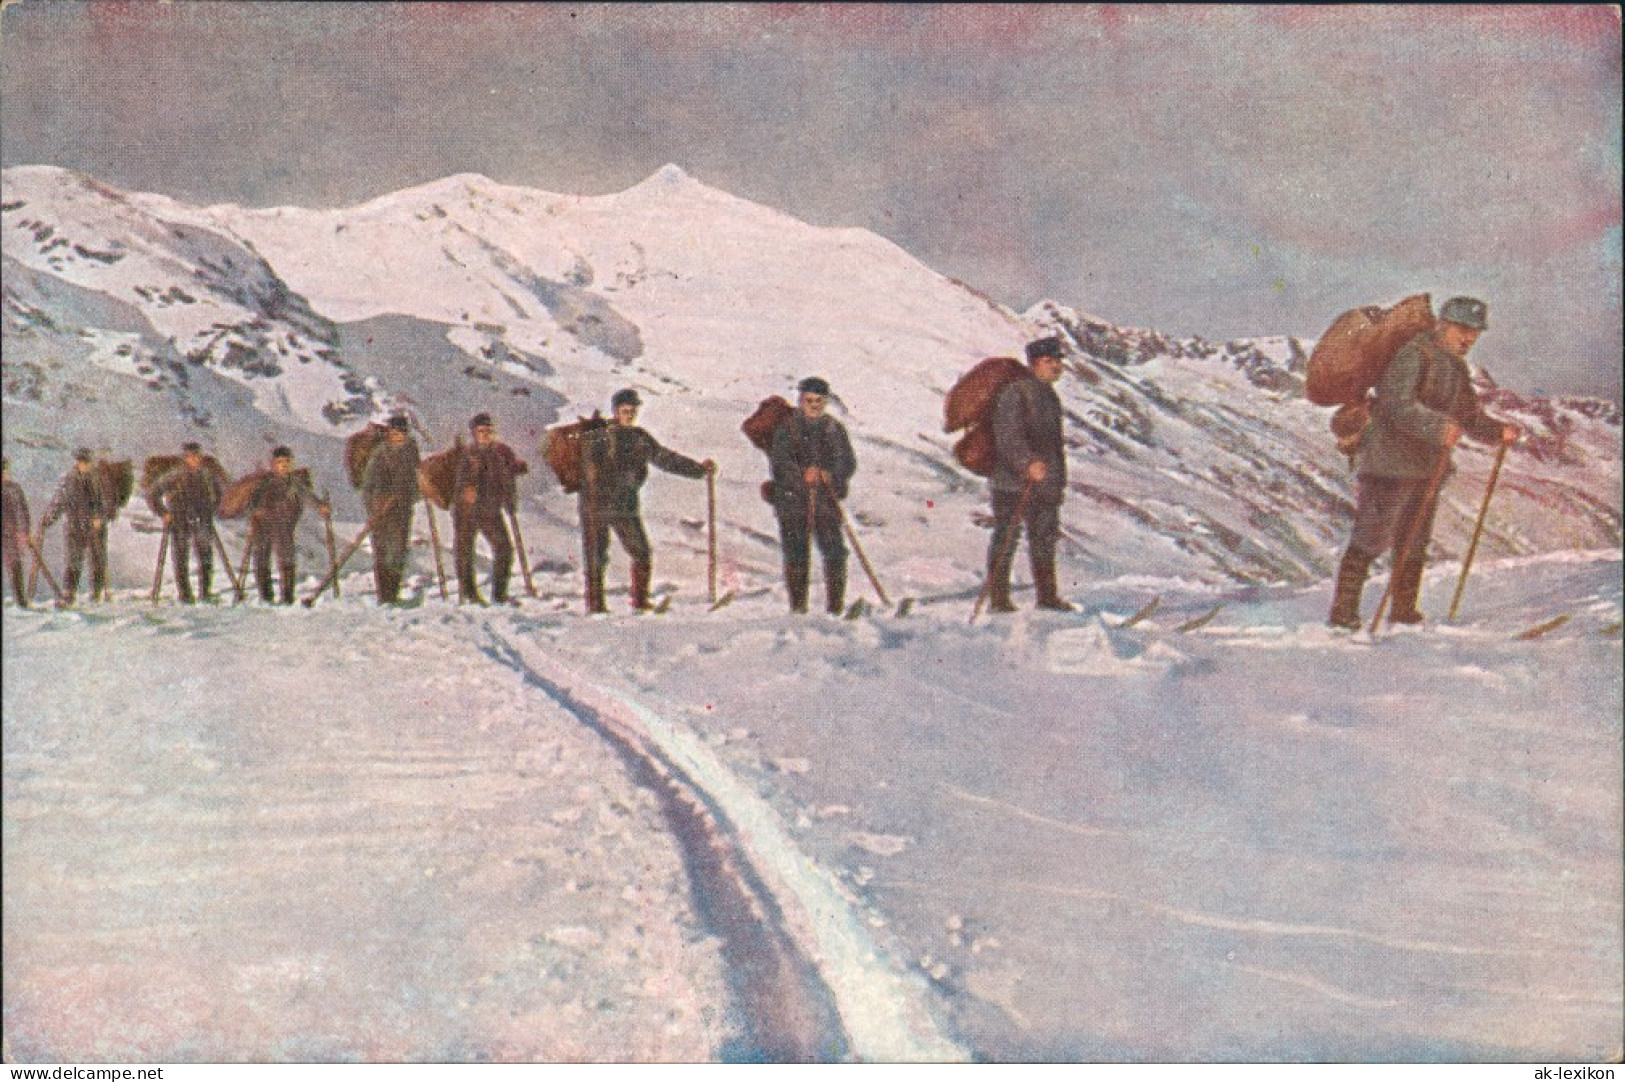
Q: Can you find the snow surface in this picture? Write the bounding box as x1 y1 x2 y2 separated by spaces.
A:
3 551 1619 1062
3 162 1621 1063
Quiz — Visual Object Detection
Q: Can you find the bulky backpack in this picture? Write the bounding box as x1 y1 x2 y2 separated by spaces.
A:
345 423 391 489
741 396 795 503
1306 294 1434 407
98 459 134 514
943 356 1027 476
217 466 313 519
543 413 609 495
142 453 229 499
417 439 464 510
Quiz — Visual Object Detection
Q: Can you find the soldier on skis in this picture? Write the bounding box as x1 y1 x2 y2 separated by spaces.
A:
984 337 1076 613
42 448 114 606
246 446 330 605
360 414 421 605
147 442 225 604
579 388 714 613
1327 296 1520 630
769 376 857 615
3 458 32 608
452 412 528 606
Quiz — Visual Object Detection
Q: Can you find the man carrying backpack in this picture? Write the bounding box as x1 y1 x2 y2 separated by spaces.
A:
360 414 421 605
579 389 714 613
984 337 1075 613
453 412 528 606
147 442 224 605
246 446 330 605
1327 296 1520 630
769 377 857 614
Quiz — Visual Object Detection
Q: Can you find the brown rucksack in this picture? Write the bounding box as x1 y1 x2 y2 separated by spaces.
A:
142 454 228 497
741 396 795 502
1305 294 1434 407
417 440 465 511
345 423 391 489
542 413 609 495
98 459 134 513
217 466 314 519
943 356 1027 476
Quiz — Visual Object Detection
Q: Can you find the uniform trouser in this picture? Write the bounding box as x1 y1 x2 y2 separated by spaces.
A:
4 538 25 605
1341 475 1442 619
371 507 414 602
252 520 298 603
776 500 846 612
171 520 213 601
582 508 652 609
64 525 109 601
987 489 1061 597
454 505 513 602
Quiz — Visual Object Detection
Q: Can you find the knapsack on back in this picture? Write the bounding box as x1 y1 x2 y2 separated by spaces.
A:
217 467 313 519
543 413 609 495
345 423 391 489
943 356 1027 477
1306 294 1434 407
741 396 795 503
98 459 134 514
142 454 229 499
417 440 465 510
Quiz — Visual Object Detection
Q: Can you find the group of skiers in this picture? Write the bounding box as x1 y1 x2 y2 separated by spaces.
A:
1 299 1520 628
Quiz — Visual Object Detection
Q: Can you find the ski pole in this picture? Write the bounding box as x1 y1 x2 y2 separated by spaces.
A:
238 517 258 601
415 474 449 601
321 489 341 599
303 496 397 607
970 480 1033 625
151 519 170 605
821 477 888 607
1447 439 1510 623
26 526 41 603
507 507 539 598
1368 453 1451 635
210 521 246 603
706 469 718 606
24 530 64 604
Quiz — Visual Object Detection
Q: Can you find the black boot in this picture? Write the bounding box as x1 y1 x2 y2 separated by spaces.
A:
1328 547 1373 630
1389 556 1426 625
279 564 297 606
786 561 809 614
1033 557 1076 612
824 560 846 616
630 562 653 611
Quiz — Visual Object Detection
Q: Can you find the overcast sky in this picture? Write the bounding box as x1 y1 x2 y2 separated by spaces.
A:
3 3 1620 399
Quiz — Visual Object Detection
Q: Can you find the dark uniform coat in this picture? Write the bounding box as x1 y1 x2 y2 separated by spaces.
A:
360 436 421 596
579 424 705 609
769 411 857 612
247 470 323 602
147 462 224 601
451 441 527 603
3 477 31 605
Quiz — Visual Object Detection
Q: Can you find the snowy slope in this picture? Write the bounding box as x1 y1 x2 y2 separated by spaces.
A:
5 164 1617 604
4 552 1619 1061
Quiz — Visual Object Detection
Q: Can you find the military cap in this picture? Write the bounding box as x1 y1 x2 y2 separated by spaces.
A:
611 388 642 409
74 447 95 463
1438 296 1488 331
469 412 494 431
271 446 293 460
1025 336 1065 364
797 376 832 396
387 414 411 432
182 441 203 454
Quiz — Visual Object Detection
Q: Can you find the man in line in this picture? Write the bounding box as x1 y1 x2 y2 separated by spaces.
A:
769 377 856 615
246 446 330 605
1327 296 1519 629
3 458 32 608
41 448 113 606
985 337 1076 613
580 388 714 613
360 414 421 605
148 442 225 605
452 413 528 606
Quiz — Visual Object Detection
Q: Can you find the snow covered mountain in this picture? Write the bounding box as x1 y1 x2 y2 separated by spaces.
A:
3 163 1619 599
